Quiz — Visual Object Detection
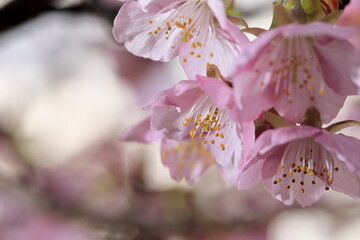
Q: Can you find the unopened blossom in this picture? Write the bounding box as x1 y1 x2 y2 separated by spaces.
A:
113 0 248 78
233 22 360 123
238 125 360 207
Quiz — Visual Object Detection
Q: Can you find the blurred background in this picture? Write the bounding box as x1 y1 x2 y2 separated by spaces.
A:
0 0 360 239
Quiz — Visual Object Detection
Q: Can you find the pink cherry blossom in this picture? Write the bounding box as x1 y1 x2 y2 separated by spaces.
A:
121 77 245 183
113 0 248 78
239 125 360 207
232 22 360 123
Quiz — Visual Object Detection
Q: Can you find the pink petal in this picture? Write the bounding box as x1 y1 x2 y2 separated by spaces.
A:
113 1 181 61
197 76 241 121
236 159 264 190
160 139 215 183
120 117 163 143
263 171 326 207
233 72 273 122
138 0 181 13
330 159 360 200
179 27 242 78
314 35 360 95
314 130 360 174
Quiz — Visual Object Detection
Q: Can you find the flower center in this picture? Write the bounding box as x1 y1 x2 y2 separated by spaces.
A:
273 138 339 193
181 95 231 151
255 36 326 104
146 0 214 51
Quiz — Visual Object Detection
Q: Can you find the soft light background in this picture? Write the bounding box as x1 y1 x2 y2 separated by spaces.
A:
0 0 359 239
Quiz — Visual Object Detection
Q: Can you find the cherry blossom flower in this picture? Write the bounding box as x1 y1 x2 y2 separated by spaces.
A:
232 22 360 123
113 0 248 78
121 76 245 183
238 125 360 207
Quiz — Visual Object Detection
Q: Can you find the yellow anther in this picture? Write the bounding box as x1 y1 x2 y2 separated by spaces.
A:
319 89 325 95
307 85 313 90
220 144 225 151
210 140 215 144
210 53 214 57
175 22 186 29
196 54 201 58
176 162 184 169
148 20 153 24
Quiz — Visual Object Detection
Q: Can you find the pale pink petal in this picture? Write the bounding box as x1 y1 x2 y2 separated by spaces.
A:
233 72 273 122
236 159 264 190
120 117 163 143
160 139 215 183
113 1 181 61
138 0 181 13
263 170 326 207
330 159 360 200
237 121 256 162
206 123 241 166
314 130 360 174
314 36 360 95
142 80 201 110
179 25 242 78
197 76 241 121
147 81 205 140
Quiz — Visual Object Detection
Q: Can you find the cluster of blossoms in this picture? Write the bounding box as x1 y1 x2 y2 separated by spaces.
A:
114 0 360 207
